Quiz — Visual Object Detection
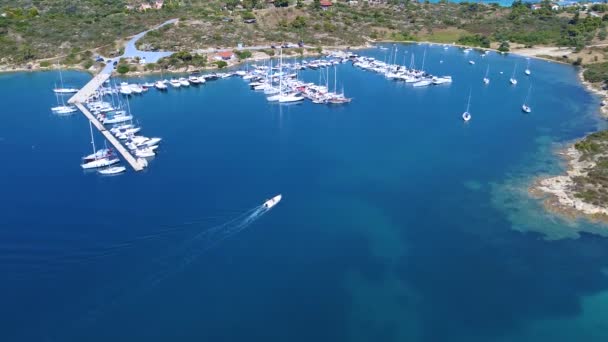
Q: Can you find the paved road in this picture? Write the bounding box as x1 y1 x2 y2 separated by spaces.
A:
103 19 178 68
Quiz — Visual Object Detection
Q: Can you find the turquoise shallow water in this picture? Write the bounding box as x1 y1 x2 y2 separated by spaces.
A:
2 44 608 341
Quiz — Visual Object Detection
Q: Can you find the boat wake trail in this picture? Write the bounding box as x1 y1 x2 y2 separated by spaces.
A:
146 204 270 287
70 195 282 333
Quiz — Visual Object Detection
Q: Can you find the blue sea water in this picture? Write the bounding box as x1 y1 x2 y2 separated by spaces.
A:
2 44 608 342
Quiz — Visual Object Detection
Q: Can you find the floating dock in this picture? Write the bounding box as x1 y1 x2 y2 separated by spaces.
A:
70 72 146 172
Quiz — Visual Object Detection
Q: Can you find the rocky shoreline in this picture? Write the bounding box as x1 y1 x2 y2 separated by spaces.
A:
529 69 608 223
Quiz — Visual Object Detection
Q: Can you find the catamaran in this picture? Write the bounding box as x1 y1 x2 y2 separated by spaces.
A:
522 85 532 113
462 91 472 122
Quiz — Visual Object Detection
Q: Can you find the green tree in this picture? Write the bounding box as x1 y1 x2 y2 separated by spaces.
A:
117 64 130 74
498 41 510 52
214 60 228 68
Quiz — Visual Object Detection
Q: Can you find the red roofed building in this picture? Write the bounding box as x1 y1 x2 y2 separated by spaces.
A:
320 0 333 10
215 51 235 61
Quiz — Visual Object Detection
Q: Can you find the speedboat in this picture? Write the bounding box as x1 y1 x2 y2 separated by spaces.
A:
483 77 490 85
462 111 471 122
263 194 282 209
469 60 475 65
522 104 531 113
509 78 517 85
155 81 168 90
98 166 126 175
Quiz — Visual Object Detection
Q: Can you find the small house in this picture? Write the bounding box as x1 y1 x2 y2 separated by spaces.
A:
320 0 333 10
215 51 234 61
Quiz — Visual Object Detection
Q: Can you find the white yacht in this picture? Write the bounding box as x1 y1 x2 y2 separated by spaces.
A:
103 114 133 124
170 79 181 88
263 194 282 209
155 81 168 90
179 77 190 87
81 157 120 169
135 147 155 158
278 93 304 103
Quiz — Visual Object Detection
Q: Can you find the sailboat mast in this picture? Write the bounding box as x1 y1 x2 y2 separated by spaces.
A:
279 48 283 96
88 120 96 156
334 65 337 93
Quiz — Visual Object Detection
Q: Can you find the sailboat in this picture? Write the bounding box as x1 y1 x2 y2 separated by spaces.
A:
483 65 490 85
509 64 518 85
522 85 532 113
51 85 78 114
462 91 472 122
524 58 531 76
53 67 79 94
276 48 304 103
81 121 119 169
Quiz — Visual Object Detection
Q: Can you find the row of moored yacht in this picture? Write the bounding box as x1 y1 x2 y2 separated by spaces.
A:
79 87 162 174
238 51 354 104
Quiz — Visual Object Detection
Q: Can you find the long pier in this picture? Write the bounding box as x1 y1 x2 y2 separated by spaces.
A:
74 103 146 172
69 71 146 172
68 71 111 104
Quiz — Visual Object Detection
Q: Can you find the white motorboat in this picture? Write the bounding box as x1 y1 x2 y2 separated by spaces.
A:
179 77 190 86
98 166 126 175
524 58 531 76
143 137 162 147
119 83 133 95
278 93 304 103
432 76 452 85
483 77 490 85
170 79 181 88
263 194 282 209
413 79 432 87
135 148 155 158
103 115 133 124
129 84 143 94
469 60 475 65
155 81 168 90
188 75 203 84
81 157 120 169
